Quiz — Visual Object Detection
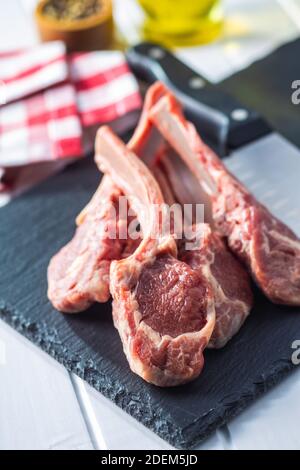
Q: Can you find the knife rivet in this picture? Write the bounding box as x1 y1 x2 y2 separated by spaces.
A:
231 108 249 121
148 47 165 60
189 77 205 89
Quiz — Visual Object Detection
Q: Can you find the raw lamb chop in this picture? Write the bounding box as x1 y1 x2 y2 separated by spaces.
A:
95 126 215 386
47 82 166 313
140 82 253 347
47 177 126 312
179 227 253 348
150 89 300 306
127 81 253 348
48 80 252 349
157 151 253 348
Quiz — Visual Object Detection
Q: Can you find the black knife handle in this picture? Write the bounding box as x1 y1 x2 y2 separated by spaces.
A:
126 42 271 156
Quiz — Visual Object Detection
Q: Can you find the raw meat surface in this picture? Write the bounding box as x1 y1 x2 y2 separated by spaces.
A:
129 84 252 348
95 126 215 386
157 136 253 348
180 225 252 348
47 178 126 312
128 81 253 348
47 82 166 313
135 254 208 337
212 176 300 306
150 89 300 306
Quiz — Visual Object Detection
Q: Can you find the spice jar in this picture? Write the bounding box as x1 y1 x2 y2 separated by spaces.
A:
35 0 114 51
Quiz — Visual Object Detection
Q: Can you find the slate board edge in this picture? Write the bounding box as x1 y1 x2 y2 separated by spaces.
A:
0 300 295 449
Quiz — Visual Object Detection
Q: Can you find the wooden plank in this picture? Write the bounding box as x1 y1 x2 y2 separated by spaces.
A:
0 321 93 450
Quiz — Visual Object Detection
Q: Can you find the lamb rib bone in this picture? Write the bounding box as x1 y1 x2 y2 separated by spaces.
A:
150 91 300 306
128 81 253 348
95 126 215 386
47 82 167 313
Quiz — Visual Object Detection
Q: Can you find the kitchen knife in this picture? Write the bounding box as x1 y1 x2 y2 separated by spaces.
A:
126 42 300 236
126 42 271 156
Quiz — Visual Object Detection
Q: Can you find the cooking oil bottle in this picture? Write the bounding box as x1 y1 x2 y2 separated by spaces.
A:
138 0 223 47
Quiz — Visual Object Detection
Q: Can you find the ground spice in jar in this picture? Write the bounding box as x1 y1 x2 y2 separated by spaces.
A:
42 0 102 21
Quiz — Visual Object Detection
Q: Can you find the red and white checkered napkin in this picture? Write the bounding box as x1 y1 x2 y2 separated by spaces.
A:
0 84 83 166
0 42 142 188
70 51 142 131
0 41 68 105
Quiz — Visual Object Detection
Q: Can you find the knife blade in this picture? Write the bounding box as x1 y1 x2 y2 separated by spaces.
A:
126 42 300 236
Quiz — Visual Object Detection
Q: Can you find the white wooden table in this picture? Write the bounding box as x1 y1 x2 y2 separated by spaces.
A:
1 0 300 450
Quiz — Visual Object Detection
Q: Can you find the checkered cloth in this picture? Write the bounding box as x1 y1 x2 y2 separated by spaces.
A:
0 84 83 166
70 51 142 128
0 41 68 105
0 42 141 174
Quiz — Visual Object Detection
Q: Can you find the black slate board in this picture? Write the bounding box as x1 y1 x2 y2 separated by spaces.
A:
0 156 299 449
